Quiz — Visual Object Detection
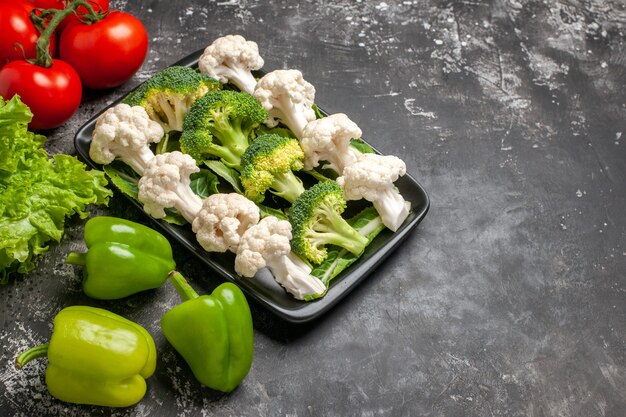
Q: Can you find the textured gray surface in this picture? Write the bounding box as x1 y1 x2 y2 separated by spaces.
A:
1 0 625 416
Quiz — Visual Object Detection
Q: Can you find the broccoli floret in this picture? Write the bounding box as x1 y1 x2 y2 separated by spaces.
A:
240 133 306 203
289 181 368 264
124 66 221 132
180 90 267 169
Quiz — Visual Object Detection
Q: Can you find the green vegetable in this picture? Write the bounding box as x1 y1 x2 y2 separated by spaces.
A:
16 306 157 407
180 90 267 169
349 138 376 154
204 159 243 193
240 133 306 203
161 271 254 392
66 216 176 299
124 66 221 132
0 95 111 283
289 181 368 264
312 206 386 285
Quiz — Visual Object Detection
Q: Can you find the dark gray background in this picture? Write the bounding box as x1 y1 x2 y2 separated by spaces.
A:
1 0 625 416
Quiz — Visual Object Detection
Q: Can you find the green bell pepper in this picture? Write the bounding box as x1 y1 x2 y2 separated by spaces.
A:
66 216 176 299
161 272 254 392
16 306 157 407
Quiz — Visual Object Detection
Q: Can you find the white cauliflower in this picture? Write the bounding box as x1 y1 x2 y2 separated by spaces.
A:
198 35 264 94
299 113 362 174
138 151 202 223
90 103 164 174
337 153 409 232
192 193 260 253
253 69 316 138
235 216 326 301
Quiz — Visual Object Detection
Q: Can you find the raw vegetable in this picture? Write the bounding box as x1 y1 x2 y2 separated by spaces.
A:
235 216 326 301
289 181 368 264
0 95 111 283
311 206 387 286
239 133 306 203
90 103 165 175
0 59 81 130
161 272 254 393
137 151 203 223
192 193 260 253
180 89 267 169
337 153 409 232
102 161 219 226
16 306 157 407
253 69 316 138
123 66 221 132
204 159 243 193
300 113 363 174
197 34 264 94
66 216 176 299
28 0 109 32
59 9 148 89
0 1 84 129
0 1 57 68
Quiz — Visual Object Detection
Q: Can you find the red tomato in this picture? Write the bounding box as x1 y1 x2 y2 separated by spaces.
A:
26 0 65 8
61 0 109 31
0 59 82 129
59 11 147 89
27 0 110 32
0 2 57 67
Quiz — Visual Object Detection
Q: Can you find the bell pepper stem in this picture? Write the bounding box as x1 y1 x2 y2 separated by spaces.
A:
65 252 87 266
168 271 200 301
16 344 49 369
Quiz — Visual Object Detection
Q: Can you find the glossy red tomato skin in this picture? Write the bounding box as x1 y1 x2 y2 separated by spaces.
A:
0 59 82 129
26 0 64 8
0 2 57 67
59 11 147 89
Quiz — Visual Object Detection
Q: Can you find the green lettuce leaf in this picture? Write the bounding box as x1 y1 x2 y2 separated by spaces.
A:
0 96 112 282
190 169 220 199
204 159 243 193
349 138 376 154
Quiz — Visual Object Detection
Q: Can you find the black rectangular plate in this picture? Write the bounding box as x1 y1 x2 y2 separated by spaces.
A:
74 49 430 323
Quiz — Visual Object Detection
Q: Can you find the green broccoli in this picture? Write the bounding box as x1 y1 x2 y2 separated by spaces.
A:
289 181 369 264
240 133 306 203
124 66 221 132
180 90 267 168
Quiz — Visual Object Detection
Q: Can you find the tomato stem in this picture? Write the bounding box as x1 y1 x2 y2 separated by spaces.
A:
30 0 103 68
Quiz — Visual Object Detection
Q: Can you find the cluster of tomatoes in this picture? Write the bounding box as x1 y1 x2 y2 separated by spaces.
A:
0 0 148 129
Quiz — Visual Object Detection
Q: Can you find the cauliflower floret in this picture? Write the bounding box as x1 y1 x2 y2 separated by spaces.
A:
192 193 260 253
336 153 409 232
235 216 326 301
90 103 164 174
198 35 264 94
138 151 202 223
253 69 316 138
300 113 362 174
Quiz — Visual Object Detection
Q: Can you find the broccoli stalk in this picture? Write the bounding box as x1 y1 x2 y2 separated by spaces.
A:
240 133 306 203
270 171 306 202
180 90 267 169
124 66 221 132
289 181 368 264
